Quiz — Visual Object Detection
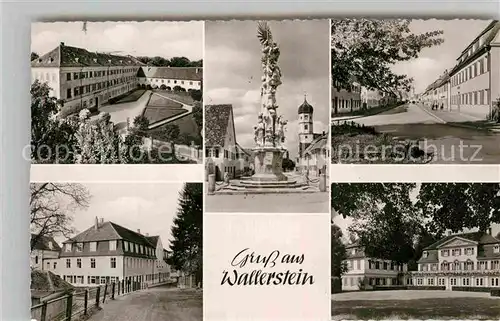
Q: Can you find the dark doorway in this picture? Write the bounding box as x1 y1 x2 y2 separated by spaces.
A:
95 97 99 109
334 97 338 114
215 165 221 181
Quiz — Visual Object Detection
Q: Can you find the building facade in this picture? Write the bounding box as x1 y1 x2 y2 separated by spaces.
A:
137 66 202 91
52 217 170 287
30 234 62 271
410 230 500 289
360 88 382 108
31 43 143 116
331 79 362 116
420 20 500 119
342 241 409 291
205 104 247 181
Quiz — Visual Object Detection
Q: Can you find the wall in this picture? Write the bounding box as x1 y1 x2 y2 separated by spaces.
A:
57 256 124 286
32 67 60 98
138 77 201 91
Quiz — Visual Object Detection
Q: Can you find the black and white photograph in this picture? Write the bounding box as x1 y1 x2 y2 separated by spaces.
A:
204 20 330 213
31 21 203 164
331 183 500 320
331 19 500 164
30 182 202 321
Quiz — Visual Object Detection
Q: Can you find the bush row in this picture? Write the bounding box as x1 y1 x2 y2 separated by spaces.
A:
406 286 446 290
491 289 500 297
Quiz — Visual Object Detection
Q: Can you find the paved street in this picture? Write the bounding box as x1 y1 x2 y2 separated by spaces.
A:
206 192 329 213
349 103 500 164
88 287 202 321
96 90 151 129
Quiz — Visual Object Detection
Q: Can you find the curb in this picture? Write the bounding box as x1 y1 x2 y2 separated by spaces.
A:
331 104 403 123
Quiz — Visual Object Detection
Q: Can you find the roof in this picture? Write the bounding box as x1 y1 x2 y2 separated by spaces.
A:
146 235 160 247
449 21 500 76
64 220 155 248
31 234 61 252
298 97 314 114
137 66 202 81
31 270 73 294
423 231 499 251
304 132 328 155
205 104 233 146
31 43 144 68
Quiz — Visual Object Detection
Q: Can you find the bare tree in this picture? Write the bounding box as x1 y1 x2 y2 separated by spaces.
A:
30 183 91 251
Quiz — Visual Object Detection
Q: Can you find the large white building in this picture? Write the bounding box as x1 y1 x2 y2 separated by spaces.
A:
45 217 171 287
421 20 500 119
410 229 500 289
331 79 362 116
31 42 143 115
342 241 409 291
137 66 202 91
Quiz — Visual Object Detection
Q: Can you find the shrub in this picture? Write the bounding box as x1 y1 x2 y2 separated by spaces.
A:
331 277 342 294
407 286 445 290
491 289 500 297
452 286 493 293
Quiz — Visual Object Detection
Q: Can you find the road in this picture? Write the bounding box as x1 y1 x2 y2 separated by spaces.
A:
348 103 500 164
88 287 202 321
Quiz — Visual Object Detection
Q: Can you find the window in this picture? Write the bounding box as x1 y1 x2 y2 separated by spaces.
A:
494 245 499 253
452 249 461 256
417 278 423 285
441 249 449 257
428 278 434 285
304 124 308 130
451 278 457 286
53 262 57 270
423 251 428 258
111 257 116 268
90 242 97 252
77 258 81 268
65 243 72 252
66 259 71 268
100 278 106 284
215 149 220 158
67 73 71 81
476 278 484 286
66 88 72 99
110 240 117 251
75 243 83 252
90 258 96 268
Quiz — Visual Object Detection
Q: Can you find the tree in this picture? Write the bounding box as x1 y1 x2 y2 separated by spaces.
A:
192 102 203 136
31 80 78 163
331 19 444 96
31 52 39 61
189 89 202 102
167 183 203 285
282 158 295 172
331 223 348 278
169 57 191 67
30 183 91 251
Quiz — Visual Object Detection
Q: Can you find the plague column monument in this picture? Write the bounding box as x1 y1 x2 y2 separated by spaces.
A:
246 22 291 184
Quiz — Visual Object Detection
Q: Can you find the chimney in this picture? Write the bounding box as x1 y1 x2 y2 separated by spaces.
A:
137 229 141 234
488 228 492 235
100 218 104 224
447 230 452 236
94 217 99 230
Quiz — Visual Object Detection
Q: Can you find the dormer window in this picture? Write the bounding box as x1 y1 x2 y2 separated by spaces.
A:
494 245 499 253
423 251 428 258
65 243 72 252
75 57 79 63
90 242 97 252
48 241 53 250
75 243 83 252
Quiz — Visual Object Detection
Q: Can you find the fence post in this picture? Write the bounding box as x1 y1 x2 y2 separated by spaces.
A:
122 280 125 294
319 173 326 192
112 282 116 300
96 286 101 308
65 293 73 321
208 174 215 194
103 283 108 304
84 290 88 316
40 302 47 321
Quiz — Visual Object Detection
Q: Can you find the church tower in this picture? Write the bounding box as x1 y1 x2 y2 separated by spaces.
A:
298 94 314 158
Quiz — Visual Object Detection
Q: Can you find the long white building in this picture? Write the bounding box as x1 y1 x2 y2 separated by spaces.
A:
410 229 500 289
341 241 409 291
43 217 171 287
137 66 202 91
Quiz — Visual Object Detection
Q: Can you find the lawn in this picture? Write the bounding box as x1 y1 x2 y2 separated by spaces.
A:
332 297 500 320
144 93 188 124
332 103 403 119
148 113 200 140
152 89 196 105
447 120 500 132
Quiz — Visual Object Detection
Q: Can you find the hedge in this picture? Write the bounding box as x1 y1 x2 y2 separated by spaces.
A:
407 286 446 290
372 286 408 291
452 286 493 293
331 277 342 294
491 289 500 297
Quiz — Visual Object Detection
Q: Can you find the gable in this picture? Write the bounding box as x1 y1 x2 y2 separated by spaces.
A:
224 108 236 148
437 236 478 249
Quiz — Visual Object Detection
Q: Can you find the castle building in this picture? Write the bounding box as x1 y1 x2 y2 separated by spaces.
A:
410 229 500 289
31 42 143 115
341 241 408 291
52 217 170 287
296 96 328 177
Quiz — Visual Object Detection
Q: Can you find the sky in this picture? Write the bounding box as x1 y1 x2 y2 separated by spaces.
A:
391 19 491 94
53 182 189 248
31 21 203 60
205 20 330 160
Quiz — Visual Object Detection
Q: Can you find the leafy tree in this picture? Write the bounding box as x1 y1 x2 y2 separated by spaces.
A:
169 57 191 67
192 102 203 136
331 19 444 96
190 89 202 102
167 183 203 285
31 52 39 61
189 59 203 67
331 223 348 278
31 80 78 163
151 56 169 67
282 158 295 172
30 183 91 251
